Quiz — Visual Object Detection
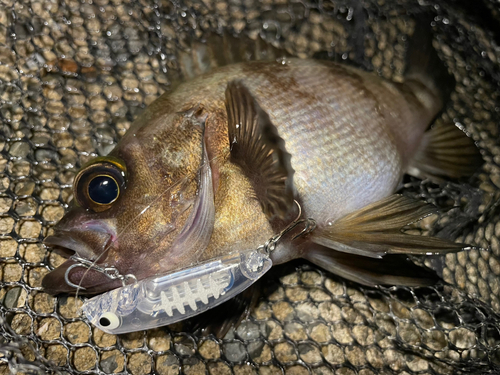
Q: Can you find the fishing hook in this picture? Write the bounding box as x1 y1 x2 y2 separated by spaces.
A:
262 200 316 254
64 254 137 290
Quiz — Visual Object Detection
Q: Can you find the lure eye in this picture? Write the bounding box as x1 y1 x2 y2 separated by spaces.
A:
74 157 126 212
98 312 120 330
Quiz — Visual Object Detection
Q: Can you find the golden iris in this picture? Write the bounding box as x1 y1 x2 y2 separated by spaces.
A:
73 157 126 212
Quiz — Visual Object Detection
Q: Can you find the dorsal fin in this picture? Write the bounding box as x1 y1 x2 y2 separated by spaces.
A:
225 80 294 219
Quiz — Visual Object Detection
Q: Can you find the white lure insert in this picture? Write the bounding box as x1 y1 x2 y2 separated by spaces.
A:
82 248 272 334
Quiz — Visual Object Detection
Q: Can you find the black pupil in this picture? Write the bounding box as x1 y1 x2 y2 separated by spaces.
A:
88 176 118 204
99 317 110 327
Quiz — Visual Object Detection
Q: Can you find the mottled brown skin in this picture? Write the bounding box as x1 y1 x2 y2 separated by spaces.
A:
44 113 213 292
42 58 441 294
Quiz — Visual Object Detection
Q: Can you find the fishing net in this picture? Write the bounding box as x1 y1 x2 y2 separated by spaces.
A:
0 0 500 373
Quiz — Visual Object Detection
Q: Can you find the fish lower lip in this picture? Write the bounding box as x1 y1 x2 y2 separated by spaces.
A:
42 258 123 295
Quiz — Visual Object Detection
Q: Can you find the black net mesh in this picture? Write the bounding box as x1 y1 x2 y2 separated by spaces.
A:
0 0 500 374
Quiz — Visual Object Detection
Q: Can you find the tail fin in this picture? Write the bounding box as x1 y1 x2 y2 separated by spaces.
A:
404 15 483 181
407 120 483 181
404 15 455 110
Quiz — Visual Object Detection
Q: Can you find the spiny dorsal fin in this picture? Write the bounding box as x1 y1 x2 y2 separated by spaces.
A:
225 80 294 219
310 194 474 258
407 121 483 182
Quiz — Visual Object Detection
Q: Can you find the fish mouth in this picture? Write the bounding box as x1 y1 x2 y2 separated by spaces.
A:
44 235 93 260
42 232 120 295
43 227 114 260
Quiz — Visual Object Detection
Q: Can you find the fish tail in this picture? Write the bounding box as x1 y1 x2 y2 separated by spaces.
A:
407 120 484 181
404 14 483 181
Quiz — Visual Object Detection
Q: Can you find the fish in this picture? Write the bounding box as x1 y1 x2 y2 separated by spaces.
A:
42 21 482 302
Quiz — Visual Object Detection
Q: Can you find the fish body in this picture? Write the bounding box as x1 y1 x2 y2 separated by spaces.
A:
178 60 430 221
162 59 437 260
42 48 481 295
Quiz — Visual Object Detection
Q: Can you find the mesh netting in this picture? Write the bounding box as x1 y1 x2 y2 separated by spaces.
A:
0 0 500 374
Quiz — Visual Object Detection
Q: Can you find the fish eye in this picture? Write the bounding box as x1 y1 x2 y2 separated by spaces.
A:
74 157 126 212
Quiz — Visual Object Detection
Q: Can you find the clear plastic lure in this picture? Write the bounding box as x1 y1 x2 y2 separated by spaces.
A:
81 248 272 334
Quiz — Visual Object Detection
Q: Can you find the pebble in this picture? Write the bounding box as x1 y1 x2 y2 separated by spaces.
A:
223 341 246 362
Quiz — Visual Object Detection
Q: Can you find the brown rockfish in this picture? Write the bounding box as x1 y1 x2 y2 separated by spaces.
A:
42 27 482 297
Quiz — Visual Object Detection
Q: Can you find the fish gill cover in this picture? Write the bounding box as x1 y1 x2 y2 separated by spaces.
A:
0 0 499 374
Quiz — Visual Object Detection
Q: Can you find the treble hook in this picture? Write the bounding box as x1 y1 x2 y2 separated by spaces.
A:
64 262 89 290
64 255 137 290
263 200 316 253
291 216 317 240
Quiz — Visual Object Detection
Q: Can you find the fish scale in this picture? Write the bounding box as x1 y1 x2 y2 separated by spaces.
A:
237 62 405 222
169 61 407 224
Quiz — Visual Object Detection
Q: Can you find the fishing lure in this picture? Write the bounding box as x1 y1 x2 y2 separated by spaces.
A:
81 202 315 334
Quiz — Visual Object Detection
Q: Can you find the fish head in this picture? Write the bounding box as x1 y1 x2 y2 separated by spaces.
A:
42 108 216 295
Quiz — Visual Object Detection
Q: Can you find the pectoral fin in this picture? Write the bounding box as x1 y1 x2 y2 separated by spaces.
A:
225 80 294 219
310 194 472 259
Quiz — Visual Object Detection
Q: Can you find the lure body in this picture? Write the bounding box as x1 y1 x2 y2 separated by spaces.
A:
83 248 272 334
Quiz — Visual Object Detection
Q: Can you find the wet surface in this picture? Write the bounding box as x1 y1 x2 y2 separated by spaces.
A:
0 0 500 374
